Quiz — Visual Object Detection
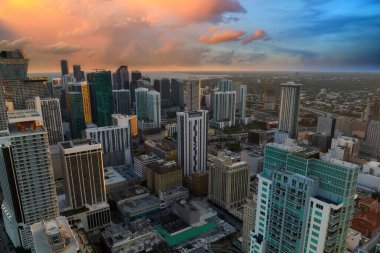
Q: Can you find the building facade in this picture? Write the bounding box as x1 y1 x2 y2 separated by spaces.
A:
177 110 208 176
113 89 131 115
184 79 200 111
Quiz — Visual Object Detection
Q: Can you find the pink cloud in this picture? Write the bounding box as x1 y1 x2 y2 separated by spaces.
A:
199 28 246 44
242 29 270 45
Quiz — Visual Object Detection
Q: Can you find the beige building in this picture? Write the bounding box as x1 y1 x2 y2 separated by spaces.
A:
208 156 250 210
147 163 182 196
242 193 257 253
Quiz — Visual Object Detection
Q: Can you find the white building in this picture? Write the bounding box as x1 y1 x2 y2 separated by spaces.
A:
357 161 380 191
212 91 236 129
239 85 247 119
278 82 302 139
325 136 359 160
31 216 80 253
177 110 208 176
0 110 59 249
147 90 161 128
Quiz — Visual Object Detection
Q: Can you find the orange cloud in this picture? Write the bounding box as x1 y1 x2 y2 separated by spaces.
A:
242 29 270 45
199 28 246 44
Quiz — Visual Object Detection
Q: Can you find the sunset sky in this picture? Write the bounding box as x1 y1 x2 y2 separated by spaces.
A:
1 0 379 72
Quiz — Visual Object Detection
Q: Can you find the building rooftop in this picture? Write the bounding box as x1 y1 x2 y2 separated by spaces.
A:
0 50 26 59
7 109 42 123
104 167 127 186
31 216 80 253
118 195 162 217
109 185 149 202
113 165 141 181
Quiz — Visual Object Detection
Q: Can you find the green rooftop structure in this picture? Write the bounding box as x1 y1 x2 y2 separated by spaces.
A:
88 71 113 127
250 143 359 253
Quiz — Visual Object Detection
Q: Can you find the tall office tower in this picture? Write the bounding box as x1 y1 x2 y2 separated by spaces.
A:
10 76 50 109
130 70 142 103
59 140 106 209
278 81 302 139
73 64 84 81
171 79 184 107
242 194 257 253
26 97 64 145
0 90 8 133
114 66 129 90
212 91 236 128
177 110 208 176
60 60 69 76
153 79 160 92
66 92 85 139
250 143 359 253
0 111 59 249
159 78 171 99
135 87 149 121
360 120 380 159
147 90 161 128
184 78 200 111
220 79 233 91
86 116 133 166
362 101 380 121
68 81 92 124
263 86 276 111
113 89 131 114
317 115 336 136
239 85 247 119
208 155 249 210
88 71 113 127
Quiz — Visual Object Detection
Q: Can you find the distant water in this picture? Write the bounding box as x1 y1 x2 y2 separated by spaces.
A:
29 71 231 81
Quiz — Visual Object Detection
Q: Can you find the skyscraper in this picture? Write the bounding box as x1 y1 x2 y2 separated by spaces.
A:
66 91 85 139
316 115 336 137
184 78 200 111
177 110 208 176
68 81 92 124
239 85 247 119
59 140 106 209
147 90 161 128
26 97 64 145
208 155 249 210
130 70 142 103
212 91 236 128
0 111 59 249
171 79 184 107
135 87 149 121
220 79 233 92
88 71 113 127
73 64 84 81
113 89 131 114
114 66 129 90
250 143 359 253
0 89 8 133
360 119 380 159
60 60 69 76
278 82 302 139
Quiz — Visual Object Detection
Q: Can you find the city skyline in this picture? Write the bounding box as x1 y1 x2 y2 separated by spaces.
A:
0 0 379 72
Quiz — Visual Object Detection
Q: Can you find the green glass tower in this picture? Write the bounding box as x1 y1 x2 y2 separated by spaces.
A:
67 92 85 139
250 143 359 253
88 71 113 127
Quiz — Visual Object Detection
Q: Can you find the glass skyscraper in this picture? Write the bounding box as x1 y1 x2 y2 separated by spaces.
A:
250 143 359 253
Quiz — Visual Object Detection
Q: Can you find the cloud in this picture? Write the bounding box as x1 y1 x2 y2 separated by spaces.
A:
199 28 246 44
208 51 235 65
43 42 82 55
242 29 270 45
0 37 33 50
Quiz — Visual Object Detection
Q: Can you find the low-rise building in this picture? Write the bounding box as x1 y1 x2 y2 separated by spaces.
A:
183 172 209 197
146 162 182 196
144 139 177 160
134 154 164 181
159 186 189 205
351 211 380 239
31 216 80 253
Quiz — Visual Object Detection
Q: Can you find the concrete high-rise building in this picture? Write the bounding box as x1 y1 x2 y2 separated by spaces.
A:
171 79 184 107
88 71 113 127
135 87 149 121
60 60 69 76
250 143 359 253
208 155 249 210
0 111 59 249
66 92 85 139
73 64 84 81
86 116 134 166
220 79 233 92
177 110 208 176
147 90 161 128
113 89 131 114
0 50 28 80
317 115 336 137
212 91 236 129
0 89 8 133
114 66 129 90
239 85 247 119
153 79 160 92
184 79 200 111
67 81 92 124
159 78 171 100
242 194 257 253
278 82 302 139
263 86 276 111
360 119 380 159
26 97 64 145
130 70 142 103
59 140 106 209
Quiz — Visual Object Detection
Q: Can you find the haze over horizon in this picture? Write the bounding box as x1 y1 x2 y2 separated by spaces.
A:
1 0 379 72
